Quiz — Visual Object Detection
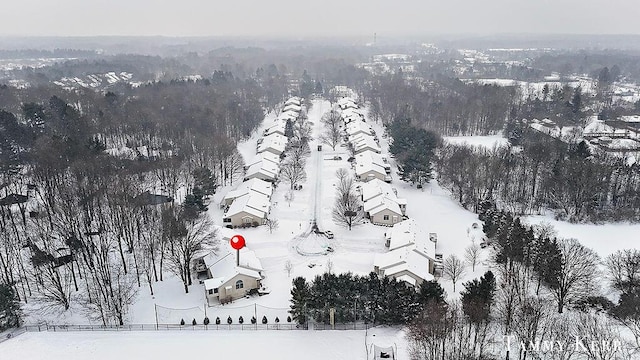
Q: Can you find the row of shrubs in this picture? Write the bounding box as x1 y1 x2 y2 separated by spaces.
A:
179 315 292 326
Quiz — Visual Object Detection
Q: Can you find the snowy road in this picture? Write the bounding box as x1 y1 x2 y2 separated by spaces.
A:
309 99 329 226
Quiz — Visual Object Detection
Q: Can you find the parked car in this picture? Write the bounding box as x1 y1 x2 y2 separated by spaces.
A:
333 156 342 160
325 230 334 239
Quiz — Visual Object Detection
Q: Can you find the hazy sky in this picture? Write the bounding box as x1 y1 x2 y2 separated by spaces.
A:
2 0 639 37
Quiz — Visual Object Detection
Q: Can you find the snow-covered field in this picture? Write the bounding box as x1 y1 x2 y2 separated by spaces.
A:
0 327 408 360
0 329 407 360
444 133 508 148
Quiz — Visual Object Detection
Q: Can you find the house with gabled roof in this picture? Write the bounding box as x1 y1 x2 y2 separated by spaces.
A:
283 103 302 114
373 247 434 287
351 134 381 154
222 192 270 227
198 245 264 305
359 179 406 225
263 120 287 137
346 120 374 138
364 196 404 226
244 159 279 182
221 178 274 208
355 151 391 182
374 219 438 286
257 133 287 156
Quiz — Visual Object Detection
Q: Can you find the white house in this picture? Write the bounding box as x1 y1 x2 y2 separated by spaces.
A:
355 151 391 182
350 134 381 154
222 192 270 227
364 196 404 226
263 121 287 137
360 179 406 225
337 97 358 110
283 103 302 114
374 219 438 286
285 97 301 107
257 133 287 155
373 247 435 287
221 178 274 207
278 110 299 122
200 246 264 305
244 159 279 182
346 120 374 138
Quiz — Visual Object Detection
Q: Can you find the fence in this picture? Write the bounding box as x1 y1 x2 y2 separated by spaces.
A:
20 323 307 332
1 321 374 342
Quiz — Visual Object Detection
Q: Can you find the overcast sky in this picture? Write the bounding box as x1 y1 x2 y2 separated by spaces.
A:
2 0 639 37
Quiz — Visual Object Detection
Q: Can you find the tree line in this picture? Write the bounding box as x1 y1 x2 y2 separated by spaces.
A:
0 71 286 325
406 203 640 359
436 130 640 222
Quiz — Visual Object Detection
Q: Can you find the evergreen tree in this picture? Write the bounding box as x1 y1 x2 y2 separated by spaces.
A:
262 315 268 324
0 283 22 330
461 271 496 324
289 277 310 324
417 280 445 305
227 316 233 324
238 316 244 324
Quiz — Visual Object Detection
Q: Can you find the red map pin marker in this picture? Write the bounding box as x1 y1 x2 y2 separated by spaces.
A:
230 235 246 250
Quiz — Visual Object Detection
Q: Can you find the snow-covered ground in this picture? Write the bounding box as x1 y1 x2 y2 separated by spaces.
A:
0 327 408 360
444 133 509 148
13 97 637 357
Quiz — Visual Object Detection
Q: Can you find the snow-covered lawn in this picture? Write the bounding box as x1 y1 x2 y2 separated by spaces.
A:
0 327 407 360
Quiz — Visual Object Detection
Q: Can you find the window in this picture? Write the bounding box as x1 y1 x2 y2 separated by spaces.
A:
214 288 218 293
383 215 389 221
235 280 244 290
208 289 213 295
243 218 252 224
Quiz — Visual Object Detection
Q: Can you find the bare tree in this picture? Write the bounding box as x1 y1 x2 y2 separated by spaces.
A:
265 218 279 234
325 258 333 274
331 172 363 230
320 109 342 151
284 189 294 207
464 243 481 272
605 249 640 294
280 160 307 190
443 255 466 292
575 312 631 360
163 208 219 293
284 260 293 277
552 238 600 313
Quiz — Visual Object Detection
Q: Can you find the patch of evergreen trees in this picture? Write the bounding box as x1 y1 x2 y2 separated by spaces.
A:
387 117 441 187
289 273 447 326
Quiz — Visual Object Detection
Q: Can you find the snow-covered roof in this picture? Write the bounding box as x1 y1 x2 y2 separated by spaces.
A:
264 121 286 136
374 247 434 284
257 133 287 155
245 160 279 181
246 151 280 168
355 151 390 178
224 192 270 218
360 178 396 202
283 103 301 113
620 115 640 123
346 120 374 137
364 196 403 216
351 134 381 153
285 97 301 106
337 97 357 110
202 247 263 291
222 178 274 204
385 219 436 260
278 109 299 121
